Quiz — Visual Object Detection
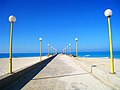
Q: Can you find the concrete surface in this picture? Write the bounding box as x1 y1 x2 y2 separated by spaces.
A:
78 57 120 78
8 54 115 90
75 57 120 90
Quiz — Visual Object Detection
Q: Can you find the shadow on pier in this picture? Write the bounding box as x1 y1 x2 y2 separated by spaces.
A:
4 54 57 90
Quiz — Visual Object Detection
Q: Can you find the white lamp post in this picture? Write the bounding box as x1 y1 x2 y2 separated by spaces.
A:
48 44 50 56
55 48 57 54
62 49 63 54
9 15 16 74
75 38 78 59
54 48 57 54
104 9 115 74
67 46 68 55
39 38 42 60
51 46 53 55
63 49 65 54
65 47 66 54
53 47 55 55
69 44 72 56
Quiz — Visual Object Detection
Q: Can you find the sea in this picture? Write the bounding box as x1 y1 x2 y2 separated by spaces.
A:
0 53 48 58
0 51 120 59
72 51 120 59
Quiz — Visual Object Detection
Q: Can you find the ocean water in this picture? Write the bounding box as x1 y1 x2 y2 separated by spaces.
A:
0 53 48 58
72 51 120 59
0 51 120 59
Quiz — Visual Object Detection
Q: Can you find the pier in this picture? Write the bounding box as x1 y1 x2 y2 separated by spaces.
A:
1 54 120 90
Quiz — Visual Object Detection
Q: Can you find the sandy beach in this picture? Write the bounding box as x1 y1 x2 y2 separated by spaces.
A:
78 57 120 78
0 56 50 76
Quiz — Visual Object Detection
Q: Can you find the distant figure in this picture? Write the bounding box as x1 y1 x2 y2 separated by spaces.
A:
69 54 75 57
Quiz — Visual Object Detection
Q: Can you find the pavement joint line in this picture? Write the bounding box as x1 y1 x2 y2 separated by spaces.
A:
32 73 89 80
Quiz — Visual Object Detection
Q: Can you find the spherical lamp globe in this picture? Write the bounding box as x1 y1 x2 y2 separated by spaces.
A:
75 38 78 41
104 9 112 17
39 38 42 41
9 15 16 22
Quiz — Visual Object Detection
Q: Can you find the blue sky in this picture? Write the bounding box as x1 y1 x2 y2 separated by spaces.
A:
0 0 120 53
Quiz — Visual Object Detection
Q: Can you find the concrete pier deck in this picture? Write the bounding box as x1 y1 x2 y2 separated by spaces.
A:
7 54 115 90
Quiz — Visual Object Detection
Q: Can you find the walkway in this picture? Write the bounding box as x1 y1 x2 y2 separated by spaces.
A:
8 54 114 90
